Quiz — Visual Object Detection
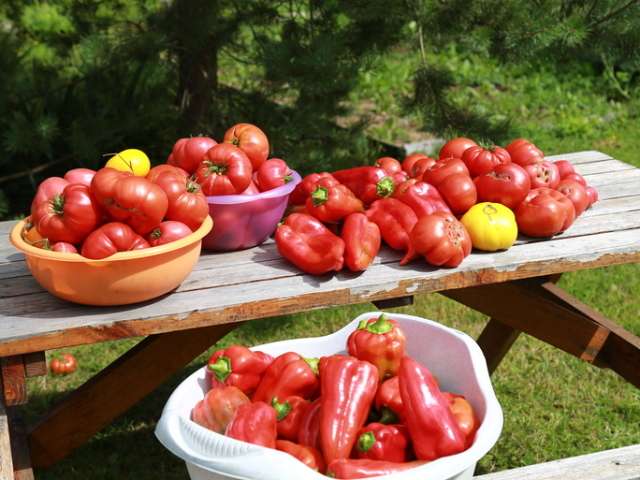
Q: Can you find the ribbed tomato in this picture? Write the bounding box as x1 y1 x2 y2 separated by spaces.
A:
153 171 208 230
516 188 575 237
147 221 193 246
439 137 477 159
81 222 150 259
223 123 269 170
196 144 253 195
474 163 530 210
167 137 218 174
557 179 590 217
524 161 560 189
462 145 511 177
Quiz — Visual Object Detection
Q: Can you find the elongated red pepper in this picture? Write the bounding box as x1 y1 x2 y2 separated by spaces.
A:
253 352 319 403
332 166 395 205
347 315 406 379
342 213 381 272
298 398 322 450
355 423 410 462
365 198 417 252
206 345 273 395
375 377 403 421
275 213 344 275
289 172 339 205
191 385 250 433
393 179 451 218
327 459 427 479
319 355 379 464
306 183 364 223
399 357 466 460
272 395 310 441
225 401 277 448
276 440 325 472
442 392 478 448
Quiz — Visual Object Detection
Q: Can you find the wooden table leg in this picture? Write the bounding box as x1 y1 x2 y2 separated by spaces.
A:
476 320 520 374
28 323 236 469
0 397 34 480
442 277 640 388
0 395 14 479
1 358 27 407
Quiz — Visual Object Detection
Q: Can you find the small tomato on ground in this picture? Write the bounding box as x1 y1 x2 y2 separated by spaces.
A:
50 353 77 375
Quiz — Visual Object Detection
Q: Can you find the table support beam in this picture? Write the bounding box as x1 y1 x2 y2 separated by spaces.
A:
28 323 236 469
443 277 640 388
476 320 521 374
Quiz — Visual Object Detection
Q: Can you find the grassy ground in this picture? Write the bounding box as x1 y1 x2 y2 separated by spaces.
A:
23 48 640 478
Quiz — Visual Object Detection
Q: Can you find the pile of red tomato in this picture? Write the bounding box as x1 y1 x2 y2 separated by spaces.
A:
191 315 477 479
277 137 598 275
23 123 293 259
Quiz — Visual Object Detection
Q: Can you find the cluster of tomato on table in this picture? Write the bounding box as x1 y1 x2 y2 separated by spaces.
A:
23 123 293 259
191 315 477 479
276 137 599 275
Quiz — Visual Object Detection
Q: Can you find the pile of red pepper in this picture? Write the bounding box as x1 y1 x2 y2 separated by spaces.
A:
191 314 478 479
275 136 599 275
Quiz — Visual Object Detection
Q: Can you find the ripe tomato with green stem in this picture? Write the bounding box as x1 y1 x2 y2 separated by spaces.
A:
196 144 253 195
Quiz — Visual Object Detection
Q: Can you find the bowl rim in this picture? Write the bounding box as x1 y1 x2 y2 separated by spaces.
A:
205 170 301 205
10 215 213 263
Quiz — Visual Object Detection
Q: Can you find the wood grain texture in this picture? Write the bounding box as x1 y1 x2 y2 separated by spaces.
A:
29 323 235 468
0 397 14 480
22 353 46 378
474 444 640 480
7 412 33 480
0 358 26 407
476 320 521 374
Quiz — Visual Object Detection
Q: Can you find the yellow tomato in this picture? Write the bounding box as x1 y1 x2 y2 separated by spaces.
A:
105 148 150 176
461 202 517 251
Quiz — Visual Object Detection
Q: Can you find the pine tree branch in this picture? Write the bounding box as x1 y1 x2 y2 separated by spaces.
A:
589 0 640 28
0 159 66 185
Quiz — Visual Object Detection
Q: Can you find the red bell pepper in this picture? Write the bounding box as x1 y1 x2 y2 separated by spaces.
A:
332 166 395 205
272 395 310 441
347 315 406 379
253 352 319 403
289 172 339 205
276 440 325 473
443 392 478 448
393 179 451 218
206 345 273 395
342 213 381 272
398 357 466 460
365 198 417 252
326 459 427 479
305 183 364 223
225 401 277 448
275 213 345 275
375 377 403 421
355 423 410 462
191 385 250 433
374 157 402 175
319 355 379 464
298 398 322 450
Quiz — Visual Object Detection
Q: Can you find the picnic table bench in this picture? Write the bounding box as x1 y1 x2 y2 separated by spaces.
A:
0 150 639 479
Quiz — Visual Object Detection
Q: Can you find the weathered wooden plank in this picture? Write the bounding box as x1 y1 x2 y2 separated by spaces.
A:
545 150 613 164
29 323 234 468
0 358 26 407
22 352 46 378
474 444 640 480
595 181 639 201
0 261 28 280
0 397 14 480
574 158 636 176
0 228 638 356
581 168 640 187
581 195 640 219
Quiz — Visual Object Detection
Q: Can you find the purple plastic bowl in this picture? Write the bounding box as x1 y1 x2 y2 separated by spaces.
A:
202 170 302 251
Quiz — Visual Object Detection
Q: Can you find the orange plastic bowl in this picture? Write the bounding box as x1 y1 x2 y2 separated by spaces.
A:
10 216 213 306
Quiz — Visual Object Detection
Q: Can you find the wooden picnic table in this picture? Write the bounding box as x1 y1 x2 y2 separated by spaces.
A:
0 150 639 479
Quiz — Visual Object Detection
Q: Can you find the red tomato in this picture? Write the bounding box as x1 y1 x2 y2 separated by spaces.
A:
256 158 292 191
168 137 218 174
524 161 561 189
505 138 533 155
81 222 150 259
223 123 269 170
436 173 477 215
195 144 253 195
50 353 77 375
31 177 69 216
32 184 101 244
146 164 189 183
408 212 471 267
585 186 599 206
462 145 511 177
375 157 402 175
509 143 544 166
439 137 477 159
402 153 430 176
562 172 587 186
153 171 209 230
554 160 575 178
64 168 96 187
392 171 409 186
557 179 590 217
92 168 169 235
422 158 469 186
51 242 78 253
147 221 193 246
516 188 576 237
474 163 531 210
409 156 437 179
241 180 261 195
